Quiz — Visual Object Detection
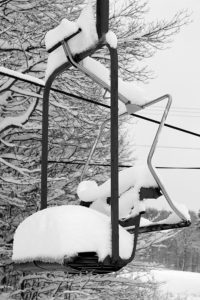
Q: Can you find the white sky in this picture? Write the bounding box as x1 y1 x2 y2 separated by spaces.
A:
129 269 200 298
134 0 200 212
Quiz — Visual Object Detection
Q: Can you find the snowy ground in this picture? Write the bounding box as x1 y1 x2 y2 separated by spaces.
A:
128 269 200 299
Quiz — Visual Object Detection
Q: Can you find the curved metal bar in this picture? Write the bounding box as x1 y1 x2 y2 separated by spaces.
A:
61 40 141 112
62 41 122 263
126 214 141 263
147 94 188 221
62 41 113 94
41 69 56 209
41 40 103 210
80 117 110 181
80 112 127 181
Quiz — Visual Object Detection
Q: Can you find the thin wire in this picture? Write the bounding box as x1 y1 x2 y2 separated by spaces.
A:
48 160 200 169
146 105 200 111
145 107 200 111
132 113 200 138
140 112 200 118
140 111 200 118
1 70 200 138
136 144 200 150
157 167 200 169
0 69 110 109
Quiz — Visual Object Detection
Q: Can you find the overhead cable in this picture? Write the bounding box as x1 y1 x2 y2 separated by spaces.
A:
1 69 200 138
48 160 200 169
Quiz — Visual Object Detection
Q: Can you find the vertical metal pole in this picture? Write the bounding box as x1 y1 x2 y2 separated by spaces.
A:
40 85 50 210
109 46 119 263
96 0 109 38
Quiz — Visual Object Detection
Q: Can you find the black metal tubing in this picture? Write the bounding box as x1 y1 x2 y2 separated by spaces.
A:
62 39 120 264
41 39 104 210
47 161 200 169
47 29 82 53
108 45 119 264
48 160 132 168
96 0 109 38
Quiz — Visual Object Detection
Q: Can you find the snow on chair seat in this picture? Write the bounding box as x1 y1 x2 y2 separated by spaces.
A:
12 205 133 265
45 4 98 80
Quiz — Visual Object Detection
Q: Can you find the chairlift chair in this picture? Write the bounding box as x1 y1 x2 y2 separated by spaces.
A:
0 0 191 274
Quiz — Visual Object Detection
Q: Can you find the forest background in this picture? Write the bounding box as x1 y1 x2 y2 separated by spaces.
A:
0 0 199 298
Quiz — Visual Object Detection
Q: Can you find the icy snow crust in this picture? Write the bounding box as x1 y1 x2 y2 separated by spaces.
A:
45 4 98 80
12 205 133 264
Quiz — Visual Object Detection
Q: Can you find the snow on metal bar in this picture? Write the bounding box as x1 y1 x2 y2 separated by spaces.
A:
45 3 98 80
0 66 44 86
82 56 147 112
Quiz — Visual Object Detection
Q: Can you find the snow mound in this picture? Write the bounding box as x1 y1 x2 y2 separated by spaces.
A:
77 164 157 203
105 31 118 48
45 4 98 80
77 180 99 202
99 164 158 199
12 205 133 264
77 164 156 219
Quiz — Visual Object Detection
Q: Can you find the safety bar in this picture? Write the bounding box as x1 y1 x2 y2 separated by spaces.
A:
78 89 188 222
146 94 188 221
63 37 188 222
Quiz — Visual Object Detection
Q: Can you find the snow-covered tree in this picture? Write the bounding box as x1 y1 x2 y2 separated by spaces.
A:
0 0 190 296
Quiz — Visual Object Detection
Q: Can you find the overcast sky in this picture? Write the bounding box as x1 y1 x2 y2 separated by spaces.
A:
134 0 200 212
